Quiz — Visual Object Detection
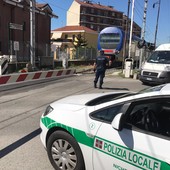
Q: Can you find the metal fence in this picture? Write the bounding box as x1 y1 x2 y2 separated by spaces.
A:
8 40 51 63
56 47 97 61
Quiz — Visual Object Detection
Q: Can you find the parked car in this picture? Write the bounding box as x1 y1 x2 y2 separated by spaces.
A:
40 83 170 170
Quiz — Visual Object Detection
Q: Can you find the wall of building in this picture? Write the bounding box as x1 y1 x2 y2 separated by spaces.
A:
0 2 12 55
51 30 98 60
0 1 52 62
84 32 98 48
66 0 141 37
67 1 80 26
36 12 51 58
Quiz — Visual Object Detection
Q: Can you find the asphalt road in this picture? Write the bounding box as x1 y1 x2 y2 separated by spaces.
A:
0 72 149 170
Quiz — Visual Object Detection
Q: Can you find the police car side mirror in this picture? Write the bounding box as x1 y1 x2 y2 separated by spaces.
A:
111 113 124 131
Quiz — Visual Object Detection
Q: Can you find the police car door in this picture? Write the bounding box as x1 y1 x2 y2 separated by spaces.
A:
92 98 170 170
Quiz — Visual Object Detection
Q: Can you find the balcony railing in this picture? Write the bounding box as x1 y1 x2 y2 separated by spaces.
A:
80 12 123 20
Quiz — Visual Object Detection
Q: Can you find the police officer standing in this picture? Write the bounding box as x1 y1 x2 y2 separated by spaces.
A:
93 50 110 89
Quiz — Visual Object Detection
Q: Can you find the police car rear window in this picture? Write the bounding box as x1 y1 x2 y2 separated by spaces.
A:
85 93 131 106
139 84 165 93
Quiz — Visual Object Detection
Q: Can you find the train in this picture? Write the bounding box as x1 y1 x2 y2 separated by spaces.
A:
97 27 141 67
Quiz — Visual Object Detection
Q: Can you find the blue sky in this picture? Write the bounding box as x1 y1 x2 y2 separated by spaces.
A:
37 0 170 46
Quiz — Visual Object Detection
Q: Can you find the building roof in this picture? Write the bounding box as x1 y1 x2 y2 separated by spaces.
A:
52 25 98 34
36 3 52 11
75 0 121 13
36 3 58 18
2 1 58 18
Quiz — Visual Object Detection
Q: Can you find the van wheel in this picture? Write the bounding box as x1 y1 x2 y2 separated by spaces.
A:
47 130 85 170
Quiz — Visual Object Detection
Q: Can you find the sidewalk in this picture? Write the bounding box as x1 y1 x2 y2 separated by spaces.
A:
75 66 139 80
75 65 122 76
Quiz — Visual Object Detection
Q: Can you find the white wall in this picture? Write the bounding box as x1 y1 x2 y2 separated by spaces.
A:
66 1 80 26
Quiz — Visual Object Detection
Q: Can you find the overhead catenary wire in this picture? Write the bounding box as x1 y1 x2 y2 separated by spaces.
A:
37 0 78 15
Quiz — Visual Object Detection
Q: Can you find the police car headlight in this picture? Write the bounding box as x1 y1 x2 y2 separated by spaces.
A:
165 66 170 71
43 105 53 116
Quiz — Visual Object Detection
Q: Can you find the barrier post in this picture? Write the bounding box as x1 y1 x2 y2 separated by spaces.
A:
0 58 8 75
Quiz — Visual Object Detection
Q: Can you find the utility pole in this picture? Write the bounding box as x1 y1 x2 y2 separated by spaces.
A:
124 0 135 78
139 0 148 69
141 0 148 41
153 0 161 48
128 0 135 59
30 0 36 68
123 0 131 66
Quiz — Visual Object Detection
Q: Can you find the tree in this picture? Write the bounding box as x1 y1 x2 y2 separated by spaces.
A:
72 33 87 49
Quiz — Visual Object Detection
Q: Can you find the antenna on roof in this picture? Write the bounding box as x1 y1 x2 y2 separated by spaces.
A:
108 5 114 8
84 0 92 3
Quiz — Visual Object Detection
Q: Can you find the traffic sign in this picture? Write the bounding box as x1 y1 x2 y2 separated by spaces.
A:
14 41 19 51
9 23 23 31
11 0 22 3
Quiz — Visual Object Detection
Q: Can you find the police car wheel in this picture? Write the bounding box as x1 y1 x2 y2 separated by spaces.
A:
47 130 85 170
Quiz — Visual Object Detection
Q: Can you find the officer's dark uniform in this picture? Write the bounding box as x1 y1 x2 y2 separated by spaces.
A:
94 51 109 89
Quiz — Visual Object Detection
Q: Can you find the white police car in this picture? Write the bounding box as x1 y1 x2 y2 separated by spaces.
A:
40 84 170 170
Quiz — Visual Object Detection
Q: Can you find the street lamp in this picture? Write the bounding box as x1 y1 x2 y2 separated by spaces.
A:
153 0 161 47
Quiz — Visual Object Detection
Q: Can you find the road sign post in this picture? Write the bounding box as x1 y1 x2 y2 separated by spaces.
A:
14 41 19 71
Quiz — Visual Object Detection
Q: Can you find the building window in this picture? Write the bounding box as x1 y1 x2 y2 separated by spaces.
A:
23 21 26 31
91 8 94 13
116 13 122 18
104 11 108 16
124 20 127 25
81 15 86 22
97 18 100 23
65 34 68 39
72 35 75 41
112 12 115 17
103 18 107 24
81 23 86 27
97 26 100 32
90 17 94 21
81 7 86 14
98 10 101 16
0 41 1 53
90 24 94 29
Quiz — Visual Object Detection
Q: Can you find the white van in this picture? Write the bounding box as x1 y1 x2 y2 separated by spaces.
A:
139 43 170 84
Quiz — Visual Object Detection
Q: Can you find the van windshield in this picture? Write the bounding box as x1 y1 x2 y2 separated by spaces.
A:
147 51 170 64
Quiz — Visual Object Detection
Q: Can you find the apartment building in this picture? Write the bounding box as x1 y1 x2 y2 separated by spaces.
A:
67 0 141 37
67 0 124 32
122 14 141 38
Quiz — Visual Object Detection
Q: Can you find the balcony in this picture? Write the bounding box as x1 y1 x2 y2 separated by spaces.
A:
80 12 122 20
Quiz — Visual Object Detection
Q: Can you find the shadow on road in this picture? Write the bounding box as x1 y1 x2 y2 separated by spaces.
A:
0 128 41 159
101 87 129 91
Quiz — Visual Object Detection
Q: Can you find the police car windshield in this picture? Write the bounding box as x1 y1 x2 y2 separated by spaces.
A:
147 51 170 64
